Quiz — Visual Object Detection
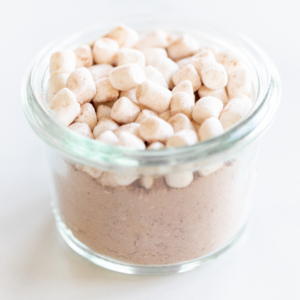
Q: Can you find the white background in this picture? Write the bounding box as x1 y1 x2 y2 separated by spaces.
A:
1 0 300 299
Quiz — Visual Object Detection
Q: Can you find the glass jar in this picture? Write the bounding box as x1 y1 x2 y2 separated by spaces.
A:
22 14 281 274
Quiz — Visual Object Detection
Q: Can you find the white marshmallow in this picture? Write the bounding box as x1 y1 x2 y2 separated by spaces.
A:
135 109 157 124
74 44 93 68
176 57 192 69
227 68 252 99
114 173 138 186
109 63 146 91
198 85 229 105
147 142 165 150
93 77 119 104
198 162 223 177
111 97 141 124
99 172 118 187
68 122 94 139
66 67 96 105
139 116 174 143
74 103 97 130
170 92 194 119
96 130 119 145
215 51 242 74
166 129 198 147
192 96 223 125
142 47 168 65
144 66 168 88
117 48 145 67
158 110 172 122
50 88 80 126
165 171 194 188
168 113 195 133
172 80 194 98
96 105 112 121
76 164 103 179
47 73 69 103
167 34 199 61
135 30 170 50
191 50 217 75
172 64 201 92
118 131 146 150
201 63 228 90
93 118 119 138
219 95 252 130
140 176 154 189
114 123 141 139
49 50 76 75
88 64 113 81
105 24 139 48
136 80 172 113
199 117 224 141
119 88 139 104
92 37 119 64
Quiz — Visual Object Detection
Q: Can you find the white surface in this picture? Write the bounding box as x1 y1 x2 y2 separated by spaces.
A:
1 0 300 299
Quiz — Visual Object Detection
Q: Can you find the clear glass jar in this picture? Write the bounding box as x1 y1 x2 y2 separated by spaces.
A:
22 14 281 274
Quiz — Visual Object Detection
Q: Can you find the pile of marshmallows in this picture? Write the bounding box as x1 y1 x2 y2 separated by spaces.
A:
48 24 252 189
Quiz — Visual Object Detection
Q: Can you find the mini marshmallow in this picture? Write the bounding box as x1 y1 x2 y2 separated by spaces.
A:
172 80 194 98
140 176 154 189
96 105 112 121
118 131 146 150
219 95 252 130
114 173 138 186
50 88 80 126
99 172 118 187
191 50 217 75
96 130 119 145
170 92 194 119
144 66 168 88
105 24 139 48
198 117 224 141
135 109 157 124
166 129 198 147
119 88 139 104
167 34 199 61
198 162 223 177
111 97 141 124
88 64 113 81
198 85 229 105
117 48 145 67
158 110 172 122
142 47 168 65
176 57 192 69
165 171 194 188
172 64 201 92
109 63 146 91
135 30 170 50
49 50 76 75
201 63 228 90
168 113 195 133
93 118 119 138
92 37 119 64
136 80 172 113
192 96 223 125
66 67 96 105
76 164 103 179
74 44 93 68
93 77 119 104
139 116 174 143
68 122 94 139
226 68 251 99
47 73 69 103
114 123 141 139
215 51 242 74
147 142 165 150
74 103 97 130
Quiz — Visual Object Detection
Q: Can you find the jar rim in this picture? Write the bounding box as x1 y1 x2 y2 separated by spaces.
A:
21 14 281 170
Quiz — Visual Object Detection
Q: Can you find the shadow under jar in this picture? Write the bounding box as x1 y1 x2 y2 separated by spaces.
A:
22 14 281 274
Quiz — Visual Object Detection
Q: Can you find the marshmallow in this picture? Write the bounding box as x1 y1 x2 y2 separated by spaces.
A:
93 118 119 138
140 176 154 189
166 129 198 147
114 173 138 186
74 103 97 130
226 68 251 99
198 117 224 141
119 88 139 104
66 67 96 105
99 172 118 187
96 105 112 121
219 95 252 130
92 37 119 64
170 92 194 119
117 48 145 67
135 30 170 50
49 50 76 75
68 122 94 138
88 64 113 81
176 57 192 69
142 47 168 65
192 96 223 125
139 116 174 143
147 142 165 150
111 97 141 124
114 123 141 139
96 130 119 145
198 85 229 105
105 24 139 48
109 63 146 91
215 51 242 74
201 63 228 90
167 34 199 61
168 113 195 132
192 121 200 132
158 110 172 122
172 64 201 92
135 109 157 124
144 66 168 88
165 171 194 188
198 162 223 177
136 81 172 113
118 131 146 150
93 77 119 104
172 80 194 98
50 88 80 126
74 44 93 68
191 50 217 75
76 164 103 179
47 73 69 103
